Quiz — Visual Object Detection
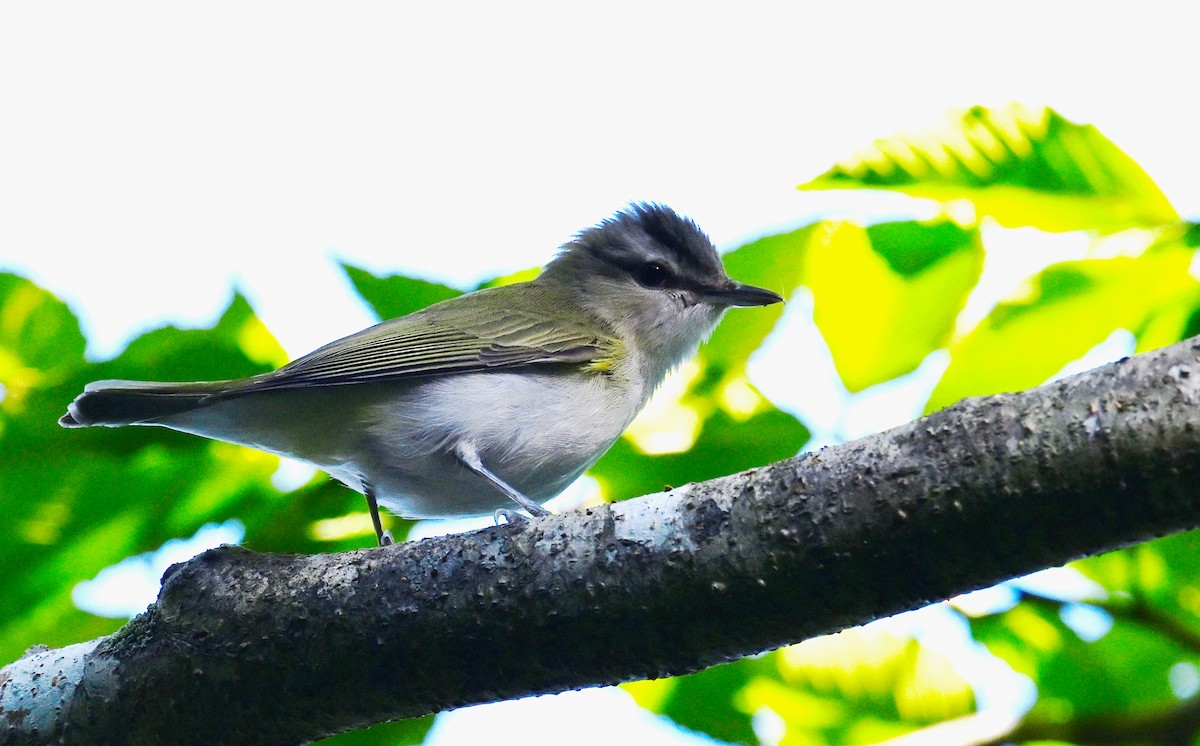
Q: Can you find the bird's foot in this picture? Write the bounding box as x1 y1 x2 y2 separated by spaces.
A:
493 509 527 526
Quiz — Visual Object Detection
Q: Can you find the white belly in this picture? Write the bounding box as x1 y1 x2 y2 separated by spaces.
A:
358 370 640 518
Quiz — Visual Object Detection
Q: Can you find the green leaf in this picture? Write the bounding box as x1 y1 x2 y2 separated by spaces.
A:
626 658 770 744
313 715 435 745
927 242 1199 411
700 226 811 379
242 477 415 555
100 292 282 383
593 409 808 502
0 274 86 379
1136 225 1200 352
800 104 1178 233
342 264 462 320
0 442 284 662
0 282 296 663
806 219 983 392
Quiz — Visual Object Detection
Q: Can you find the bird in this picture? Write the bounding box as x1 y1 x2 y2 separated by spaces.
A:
60 204 783 546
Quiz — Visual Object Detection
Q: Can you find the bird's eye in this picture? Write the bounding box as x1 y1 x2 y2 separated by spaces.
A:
637 262 671 288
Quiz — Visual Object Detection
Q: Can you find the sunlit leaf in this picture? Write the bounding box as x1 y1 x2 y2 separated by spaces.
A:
1136 222 1200 352
779 629 974 725
0 274 86 407
739 676 849 730
476 266 540 289
806 219 983 392
927 241 1199 411
664 629 978 746
800 104 1178 233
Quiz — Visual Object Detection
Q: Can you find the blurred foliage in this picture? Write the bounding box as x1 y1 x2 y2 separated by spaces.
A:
961 531 1200 743
4 102 1200 745
628 628 974 746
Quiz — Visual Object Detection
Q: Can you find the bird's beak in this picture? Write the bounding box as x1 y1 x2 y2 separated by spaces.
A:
703 282 784 307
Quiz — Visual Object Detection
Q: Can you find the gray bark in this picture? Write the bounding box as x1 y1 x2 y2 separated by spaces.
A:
5 336 1200 745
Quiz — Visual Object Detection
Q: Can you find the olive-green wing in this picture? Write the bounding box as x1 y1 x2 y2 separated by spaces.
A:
227 284 613 394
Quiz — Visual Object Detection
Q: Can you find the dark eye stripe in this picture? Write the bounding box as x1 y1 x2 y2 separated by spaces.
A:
587 246 689 292
637 262 671 288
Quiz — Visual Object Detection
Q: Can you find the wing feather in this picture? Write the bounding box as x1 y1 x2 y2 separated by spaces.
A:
223 283 615 395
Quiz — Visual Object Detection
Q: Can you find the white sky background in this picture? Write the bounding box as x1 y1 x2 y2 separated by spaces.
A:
3 3 1199 745
4 3 1198 361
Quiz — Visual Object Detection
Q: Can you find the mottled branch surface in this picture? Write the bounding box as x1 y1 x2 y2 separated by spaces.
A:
6 337 1200 745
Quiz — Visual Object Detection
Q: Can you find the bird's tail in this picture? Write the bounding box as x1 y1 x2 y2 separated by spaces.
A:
59 380 231 428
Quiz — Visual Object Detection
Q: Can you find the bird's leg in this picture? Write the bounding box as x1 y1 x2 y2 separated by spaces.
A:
360 477 394 547
454 442 551 519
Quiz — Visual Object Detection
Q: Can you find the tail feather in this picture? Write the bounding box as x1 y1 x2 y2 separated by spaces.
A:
59 380 230 428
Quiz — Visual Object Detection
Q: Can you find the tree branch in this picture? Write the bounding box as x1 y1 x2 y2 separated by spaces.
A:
6 337 1200 745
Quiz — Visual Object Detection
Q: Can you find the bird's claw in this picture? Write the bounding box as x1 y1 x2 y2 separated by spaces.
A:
493 509 527 526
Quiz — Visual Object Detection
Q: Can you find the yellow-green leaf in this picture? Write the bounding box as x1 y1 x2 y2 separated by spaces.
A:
800 104 1178 233
806 219 983 392
700 226 811 378
927 241 1199 412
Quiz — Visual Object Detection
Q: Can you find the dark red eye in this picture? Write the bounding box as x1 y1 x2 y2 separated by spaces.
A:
637 262 670 288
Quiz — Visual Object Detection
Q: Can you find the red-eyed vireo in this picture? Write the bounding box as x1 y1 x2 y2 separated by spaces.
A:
60 204 783 545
